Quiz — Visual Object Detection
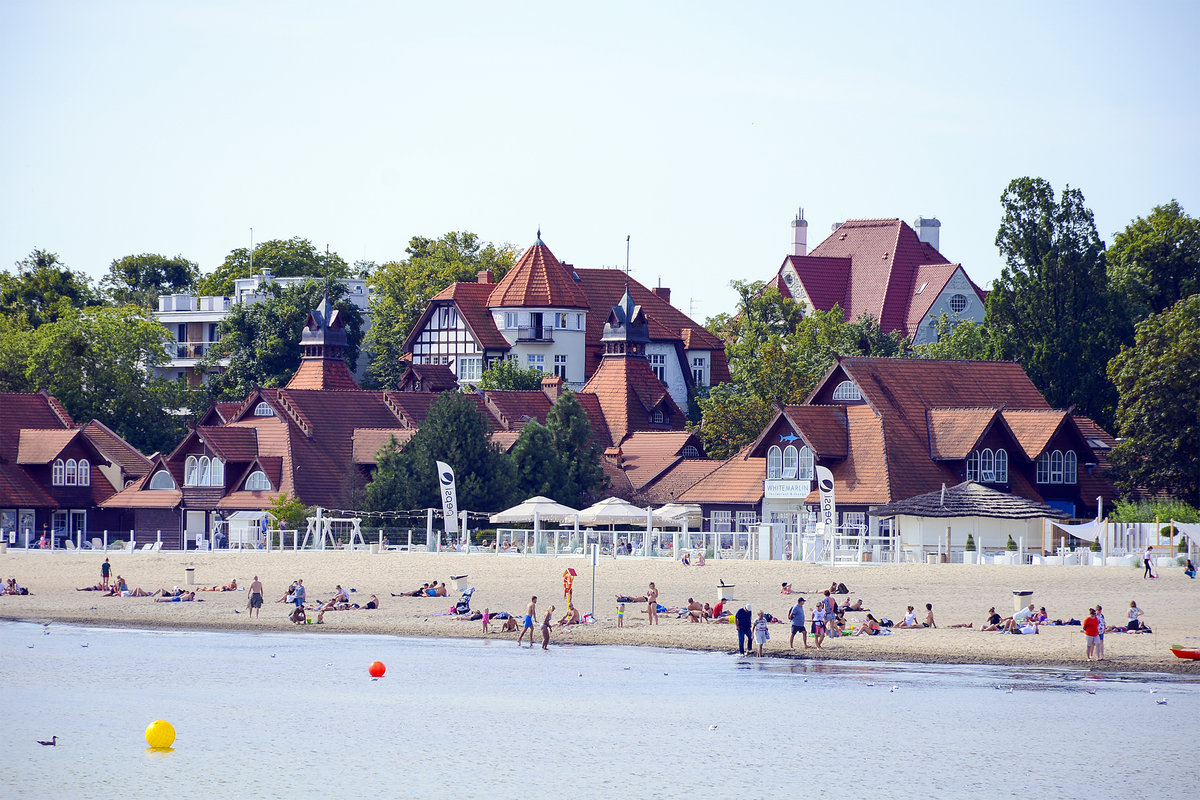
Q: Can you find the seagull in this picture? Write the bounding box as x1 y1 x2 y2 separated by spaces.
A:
1149 688 1158 694
26 644 33 649
37 736 57 746
708 725 718 731
890 685 899 692
1005 687 1014 694
80 643 88 648
1156 697 1168 705
577 673 583 677
994 684 1004 690
1085 688 1097 695
866 682 875 687
270 654 276 658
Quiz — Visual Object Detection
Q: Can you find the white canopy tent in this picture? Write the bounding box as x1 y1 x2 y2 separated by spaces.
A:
224 510 276 549
577 497 672 527
489 496 580 525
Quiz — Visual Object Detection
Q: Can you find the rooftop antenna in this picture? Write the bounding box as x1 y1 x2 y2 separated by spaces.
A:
625 235 630 274
249 227 254 277
940 483 946 507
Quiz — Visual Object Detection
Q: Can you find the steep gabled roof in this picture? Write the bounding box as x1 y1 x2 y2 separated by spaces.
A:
677 448 764 505
194 426 259 462
82 420 152 477
483 390 554 431
15 429 81 464
0 463 57 507
487 238 590 310
781 406 849 459
580 355 683 445
404 282 510 352
1000 410 1071 460
397 363 460 393
0 392 74 461
352 428 413 464
285 358 360 390
927 408 1001 460
635 458 721 506
903 263 985 334
615 431 703 491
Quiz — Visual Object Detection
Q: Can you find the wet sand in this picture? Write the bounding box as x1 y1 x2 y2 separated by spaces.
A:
3 549 1198 672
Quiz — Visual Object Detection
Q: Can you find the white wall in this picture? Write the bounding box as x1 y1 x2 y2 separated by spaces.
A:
912 268 987 346
894 515 1046 551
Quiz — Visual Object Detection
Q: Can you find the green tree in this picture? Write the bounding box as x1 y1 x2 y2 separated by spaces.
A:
201 281 364 401
694 383 774 460
546 390 607 505
365 392 515 513
478 358 545 390
1107 294 1200 503
366 232 518 389
913 315 1003 360
268 493 314 532
0 249 97 328
101 253 199 308
196 237 350 296
0 306 191 454
510 422 564 500
1107 200 1200 322
988 177 1121 427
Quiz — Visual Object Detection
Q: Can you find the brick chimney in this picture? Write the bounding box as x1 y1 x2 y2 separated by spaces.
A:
541 374 563 402
477 270 493 284
651 286 671 304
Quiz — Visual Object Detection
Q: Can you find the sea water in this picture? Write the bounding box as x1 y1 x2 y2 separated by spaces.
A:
3 620 1195 799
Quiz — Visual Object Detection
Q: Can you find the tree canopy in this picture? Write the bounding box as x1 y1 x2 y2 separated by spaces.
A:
1107 200 1200 323
0 305 191 454
365 232 518 389
986 177 1122 428
101 253 199 309
912 315 1003 361
478 358 545 390
196 237 350 297
1107 294 1200 504
365 391 515 514
201 281 364 401
1 249 98 329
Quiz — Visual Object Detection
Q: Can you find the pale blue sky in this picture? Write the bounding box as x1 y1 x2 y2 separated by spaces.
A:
2 1 1197 323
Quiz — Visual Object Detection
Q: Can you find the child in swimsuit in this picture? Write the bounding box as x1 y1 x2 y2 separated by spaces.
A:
617 603 625 628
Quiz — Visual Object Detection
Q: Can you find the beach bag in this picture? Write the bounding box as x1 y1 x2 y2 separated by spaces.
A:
881 617 893 627
836 583 849 595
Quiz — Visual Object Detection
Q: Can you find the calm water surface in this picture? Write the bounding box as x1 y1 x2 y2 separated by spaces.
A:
4 621 1196 799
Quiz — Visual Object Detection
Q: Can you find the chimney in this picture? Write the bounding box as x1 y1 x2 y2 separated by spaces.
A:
477 270 493 284
791 207 808 256
541 374 563 402
830 222 843 232
913 216 941 252
651 286 671 304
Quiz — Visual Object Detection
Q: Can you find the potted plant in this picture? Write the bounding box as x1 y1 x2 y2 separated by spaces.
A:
1002 534 1018 564
963 533 977 565
1089 536 1104 565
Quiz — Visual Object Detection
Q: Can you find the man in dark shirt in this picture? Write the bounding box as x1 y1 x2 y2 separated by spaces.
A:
734 603 753 655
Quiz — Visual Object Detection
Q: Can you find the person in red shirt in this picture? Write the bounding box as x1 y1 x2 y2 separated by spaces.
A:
1082 608 1101 661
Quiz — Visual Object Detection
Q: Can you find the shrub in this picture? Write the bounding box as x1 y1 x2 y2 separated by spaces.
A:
1006 534 1017 552
1090 537 1102 552
965 533 976 552
1110 499 1199 524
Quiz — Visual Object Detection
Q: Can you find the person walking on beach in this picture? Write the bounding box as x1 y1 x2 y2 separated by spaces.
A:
519 596 537 647
100 558 111 589
811 601 826 649
248 575 264 619
541 605 555 650
789 597 808 649
1082 608 1100 661
735 603 752 655
1143 545 1155 578
647 582 659 625
752 610 769 657
1094 604 1105 659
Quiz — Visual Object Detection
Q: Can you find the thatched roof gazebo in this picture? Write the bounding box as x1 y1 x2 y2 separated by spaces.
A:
869 481 1069 521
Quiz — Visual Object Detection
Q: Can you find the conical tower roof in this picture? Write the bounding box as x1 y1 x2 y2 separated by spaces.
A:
487 234 590 309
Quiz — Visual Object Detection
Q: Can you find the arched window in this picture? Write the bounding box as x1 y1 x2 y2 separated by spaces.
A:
184 456 198 486
1064 450 1077 484
77 458 90 486
994 449 1008 483
211 457 224 487
767 446 783 480
1050 450 1064 483
832 380 861 401
65 459 78 486
52 459 65 485
682 445 700 459
966 451 979 481
246 470 271 491
798 446 815 481
782 445 798 479
254 402 274 416
651 409 665 424
979 449 995 482
149 471 176 490
197 456 210 486
1036 453 1050 484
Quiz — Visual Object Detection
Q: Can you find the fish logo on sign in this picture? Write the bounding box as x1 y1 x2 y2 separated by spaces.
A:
435 461 459 534
779 433 799 443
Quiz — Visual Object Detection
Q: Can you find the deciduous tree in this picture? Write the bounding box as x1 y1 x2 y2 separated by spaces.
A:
0 249 97 328
196 237 349 296
1107 294 1200 503
101 253 199 308
1107 200 1200 322
478 358 544 390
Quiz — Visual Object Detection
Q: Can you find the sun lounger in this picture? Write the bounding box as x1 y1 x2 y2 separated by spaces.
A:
141 543 153 551
91 538 104 551
65 540 77 551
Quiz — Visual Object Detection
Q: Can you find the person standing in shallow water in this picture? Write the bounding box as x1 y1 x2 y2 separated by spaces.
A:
519 596 537 647
541 606 555 650
735 603 752 655
248 575 264 619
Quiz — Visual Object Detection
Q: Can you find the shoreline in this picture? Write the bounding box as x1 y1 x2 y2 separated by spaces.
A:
3 550 1199 675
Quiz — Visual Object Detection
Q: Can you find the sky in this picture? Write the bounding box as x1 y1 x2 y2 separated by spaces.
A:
2 1 1198 324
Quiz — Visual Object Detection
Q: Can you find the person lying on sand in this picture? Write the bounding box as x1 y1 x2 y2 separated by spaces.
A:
200 579 238 592
616 595 648 603
840 598 864 612
154 591 200 603
392 583 430 597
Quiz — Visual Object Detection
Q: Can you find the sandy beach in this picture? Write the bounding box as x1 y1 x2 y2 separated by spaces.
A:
3 549 1198 673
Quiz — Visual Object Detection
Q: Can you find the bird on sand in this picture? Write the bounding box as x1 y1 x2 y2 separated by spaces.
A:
37 736 57 746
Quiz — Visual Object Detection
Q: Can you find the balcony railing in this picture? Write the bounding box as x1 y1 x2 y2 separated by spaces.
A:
516 327 554 342
167 341 217 360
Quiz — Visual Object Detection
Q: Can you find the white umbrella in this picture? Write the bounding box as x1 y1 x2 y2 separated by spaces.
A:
655 503 702 526
577 497 672 527
489 496 580 525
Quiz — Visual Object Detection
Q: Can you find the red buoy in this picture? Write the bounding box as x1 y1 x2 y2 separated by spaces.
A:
368 660 386 678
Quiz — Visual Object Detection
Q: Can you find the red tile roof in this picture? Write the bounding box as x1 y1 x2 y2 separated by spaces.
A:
635 458 721 506
677 449 765 505
1000 410 1070 460
353 428 412 464
483 390 554 431
927 408 1000 460
0 392 74 461
15 429 80 464
285 357 360 390
408 283 510 352
580 355 683 445
1073 415 1119 506
397 363 460 392
0 463 57 507
487 240 590 310
82 420 152 477
781 406 849 459
195 426 260 462
613 431 701 491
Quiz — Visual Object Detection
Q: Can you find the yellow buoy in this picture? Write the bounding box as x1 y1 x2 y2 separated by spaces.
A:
145 720 176 749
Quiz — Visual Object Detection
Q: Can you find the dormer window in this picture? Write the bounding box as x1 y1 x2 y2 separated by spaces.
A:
246 470 271 491
767 446 783 479
832 381 861 401
65 459 78 485
651 408 665 425
254 402 274 416
968 448 1008 483
52 459 65 485
782 445 798 479
682 445 700 459
185 454 225 486
149 471 177 490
